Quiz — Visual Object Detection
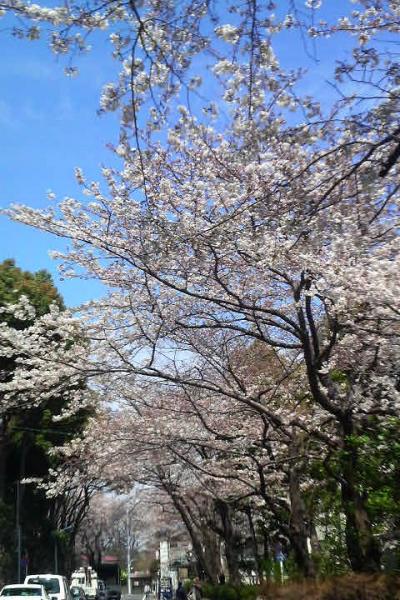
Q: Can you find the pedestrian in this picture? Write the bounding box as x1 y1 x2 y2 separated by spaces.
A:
176 582 187 600
143 584 151 600
188 578 202 600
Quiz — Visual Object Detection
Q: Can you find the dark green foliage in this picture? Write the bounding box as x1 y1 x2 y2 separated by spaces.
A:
235 585 258 600
303 414 400 578
0 259 64 326
201 583 258 600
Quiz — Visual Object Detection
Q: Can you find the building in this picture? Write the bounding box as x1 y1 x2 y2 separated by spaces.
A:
159 538 194 591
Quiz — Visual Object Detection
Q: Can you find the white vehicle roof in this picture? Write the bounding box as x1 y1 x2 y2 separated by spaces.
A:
24 576 63 593
0 585 48 598
25 577 61 580
2 586 43 590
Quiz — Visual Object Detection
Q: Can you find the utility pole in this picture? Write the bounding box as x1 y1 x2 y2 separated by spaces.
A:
16 481 21 583
54 537 58 574
127 507 132 595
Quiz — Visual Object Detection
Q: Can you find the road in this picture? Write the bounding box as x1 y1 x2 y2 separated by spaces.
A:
123 594 156 600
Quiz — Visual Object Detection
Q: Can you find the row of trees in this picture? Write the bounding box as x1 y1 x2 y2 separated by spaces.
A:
41 351 399 581
1 0 400 583
76 491 167 579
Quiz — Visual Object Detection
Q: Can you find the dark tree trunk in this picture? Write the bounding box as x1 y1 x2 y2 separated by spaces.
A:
288 441 316 579
168 490 220 582
309 521 320 555
64 536 76 575
245 506 265 583
259 476 314 578
201 528 222 582
215 501 241 585
340 415 381 572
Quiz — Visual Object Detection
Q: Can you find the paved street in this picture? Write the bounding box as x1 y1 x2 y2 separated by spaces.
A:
123 594 155 600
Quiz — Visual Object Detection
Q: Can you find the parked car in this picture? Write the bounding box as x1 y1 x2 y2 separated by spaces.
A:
24 575 71 600
70 589 86 600
0 584 49 600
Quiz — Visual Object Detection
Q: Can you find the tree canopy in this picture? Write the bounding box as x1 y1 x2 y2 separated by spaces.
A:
1 0 400 582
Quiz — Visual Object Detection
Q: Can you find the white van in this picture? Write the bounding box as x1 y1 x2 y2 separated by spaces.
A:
70 567 98 600
24 575 71 600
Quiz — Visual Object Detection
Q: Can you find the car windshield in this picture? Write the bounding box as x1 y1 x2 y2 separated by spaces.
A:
26 580 59 594
70 590 81 597
1 589 43 597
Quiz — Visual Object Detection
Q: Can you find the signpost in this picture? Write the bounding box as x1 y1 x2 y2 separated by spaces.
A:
274 542 285 583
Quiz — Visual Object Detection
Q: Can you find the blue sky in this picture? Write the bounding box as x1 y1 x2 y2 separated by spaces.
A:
0 2 361 306
0 24 120 305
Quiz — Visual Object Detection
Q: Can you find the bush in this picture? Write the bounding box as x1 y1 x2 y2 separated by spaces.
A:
218 585 238 600
236 585 258 600
196 573 400 600
201 583 260 600
202 584 238 600
257 573 400 600
183 581 192 594
201 583 215 599
321 574 400 600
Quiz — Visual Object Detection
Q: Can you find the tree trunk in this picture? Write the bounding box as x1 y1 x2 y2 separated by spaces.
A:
309 521 320 555
215 501 241 585
340 415 381 572
288 441 316 579
168 490 220 582
259 486 314 578
245 506 265 583
200 528 222 582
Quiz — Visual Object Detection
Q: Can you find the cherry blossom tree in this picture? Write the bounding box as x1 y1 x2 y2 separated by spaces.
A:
0 298 94 418
41 362 317 580
0 266 97 579
1 0 400 576
75 492 147 570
